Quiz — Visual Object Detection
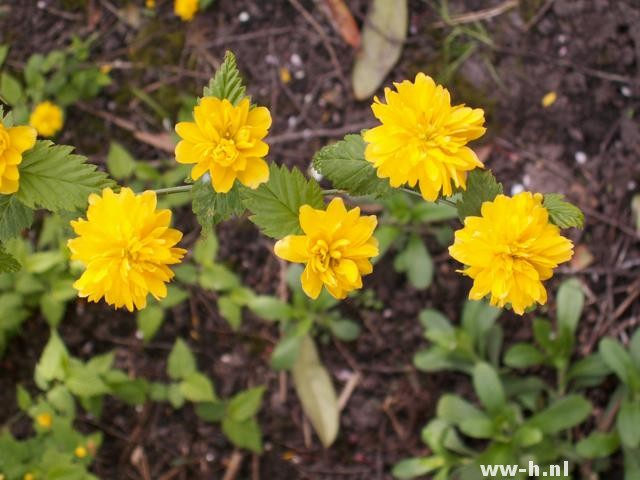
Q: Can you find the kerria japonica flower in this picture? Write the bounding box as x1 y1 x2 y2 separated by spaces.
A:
29 101 64 137
68 188 186 312
174 0 198 21
0 120 36 194
363 73 486 201
275 197 379 300
449 192 574 314
175 97 272 193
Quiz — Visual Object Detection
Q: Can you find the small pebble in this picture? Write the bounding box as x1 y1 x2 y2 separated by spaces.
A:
220 353 232 364
294 70 305 80
621 86 632 97
287 116 298 128
264 54 278 66
511 183 525 195
558 46 568 57
575 151 587 164
238 11 250 22
290 53 302 67
37 0 46 8
135 330 144 340
206 453 215 462
628 180 637 191
522 174 531 187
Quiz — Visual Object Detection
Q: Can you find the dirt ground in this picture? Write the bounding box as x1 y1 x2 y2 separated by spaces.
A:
1 0 640 478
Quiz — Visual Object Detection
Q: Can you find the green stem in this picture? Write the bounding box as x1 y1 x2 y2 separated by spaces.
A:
152 185 193 195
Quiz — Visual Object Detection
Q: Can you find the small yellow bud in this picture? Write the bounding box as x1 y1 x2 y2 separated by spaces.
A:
145 0 156 8
24 474 35 480
541 91 557 107
100 64 112 75
36 412 52 429
75 446 88 458
279 67 291 84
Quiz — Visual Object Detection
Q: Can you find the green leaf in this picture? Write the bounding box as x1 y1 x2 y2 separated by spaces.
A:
240 164 324 238
167 338 197 380
16 141 113 212
0 195 33 241
106 141 137 180
352 0 408 100
196 401 227 422
392 456 446 479
543 193 584 228
136 305 164 342
247 295 294 321
35 330 69 385
472 362 505 413
513 425 543 447
393 234 433 289
40 292 66 327
16 385 32 411
191 180 244 231
312 134 391 197
270 334 303 371
0 243 20 273
292 335 339 447
556 278 584 337
456 169 503 221
226 386 265 422
66 364 110 397
419 308 454 345
222 417 262 453
329 318 361 341
459 416 494 439
180 372 216 402
218 295 243 330
199 264 240 291
504 343 545 368
576 431 620 458
618 399 640 448
436 394 485 424
0 44 9 68
167 383 185 409
0 72 23 105
203 50 247 105
527 394 591 434
630 329 640 369
600 337 640 388
193 230 218 267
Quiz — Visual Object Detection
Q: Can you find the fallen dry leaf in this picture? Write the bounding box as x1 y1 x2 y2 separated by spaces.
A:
570 244 595 271
319 0 361 49
352 0 407 100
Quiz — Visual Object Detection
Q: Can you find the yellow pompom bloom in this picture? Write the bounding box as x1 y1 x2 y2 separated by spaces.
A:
0 121 36 194
36 412 52 428
175 97 271 193
174 0 198 21
275 198 379 299
29 101 64 138
449 192 574 314
68 188 187 312
363 73 486 201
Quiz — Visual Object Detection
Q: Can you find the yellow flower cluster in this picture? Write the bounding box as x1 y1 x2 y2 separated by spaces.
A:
0 120 36 194
68 188 186 312
174 0 198 21
449 192 574 314
275 198 378 300
175 97 272 193
363 73 486 201
29 101 64 138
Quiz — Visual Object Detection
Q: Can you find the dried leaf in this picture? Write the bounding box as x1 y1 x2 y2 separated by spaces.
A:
319 0 361 48
352 0 408 100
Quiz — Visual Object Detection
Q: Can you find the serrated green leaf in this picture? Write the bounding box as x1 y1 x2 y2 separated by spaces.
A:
191 180 244 231
203 51 247 105
456 169 503 221
180 372 216 402
0 195 33 241
137 305 164 342
312 134 390 197
240 164 324 238
0 243 20 273
16 141 113 212
543 193 584 228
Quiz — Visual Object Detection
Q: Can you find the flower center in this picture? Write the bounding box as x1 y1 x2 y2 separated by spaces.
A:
309 238 350 273
0 127 10 156
210 137 240 167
